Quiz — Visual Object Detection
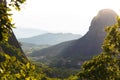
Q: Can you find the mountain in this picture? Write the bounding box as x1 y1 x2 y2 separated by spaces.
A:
21 42 50 55
13 28 48 39
29 9 117 68
19 33 81 45
0 30 28 63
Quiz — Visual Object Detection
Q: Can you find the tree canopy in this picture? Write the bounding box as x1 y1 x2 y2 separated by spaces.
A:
77 17 120 80
0 0 26 42
1 0 120 80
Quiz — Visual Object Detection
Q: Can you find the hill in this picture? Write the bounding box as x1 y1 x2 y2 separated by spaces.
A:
21 42 50 55
13 28 48 39
19 33 81 45
0 31 28 63
29 9 117 68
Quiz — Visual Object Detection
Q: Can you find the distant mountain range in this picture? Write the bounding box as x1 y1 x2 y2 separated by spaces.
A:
29 9 117 68
13 28 48 39
21 42 50 55
19 33 82 45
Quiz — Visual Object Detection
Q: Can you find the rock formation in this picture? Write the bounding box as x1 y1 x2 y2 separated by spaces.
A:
29 9 117 67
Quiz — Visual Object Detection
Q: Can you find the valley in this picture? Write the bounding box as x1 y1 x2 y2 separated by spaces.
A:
1 8 120 80
26 9 117 69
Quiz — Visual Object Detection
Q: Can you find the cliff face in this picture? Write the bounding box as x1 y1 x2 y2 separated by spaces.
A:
61 9 117 59
29 9 117 68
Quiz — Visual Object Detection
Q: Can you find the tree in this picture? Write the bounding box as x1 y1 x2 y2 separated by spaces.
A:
76 17 120 80
0 52 49 80
0 0 26 42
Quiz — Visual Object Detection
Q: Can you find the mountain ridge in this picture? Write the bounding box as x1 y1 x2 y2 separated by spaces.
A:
19 33 82 45
13 28 48 39
29 9 117 68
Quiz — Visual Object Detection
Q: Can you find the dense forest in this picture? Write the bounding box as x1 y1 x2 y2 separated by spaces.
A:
1 0 120 80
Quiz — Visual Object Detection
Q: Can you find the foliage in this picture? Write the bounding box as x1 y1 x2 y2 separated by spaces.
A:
0 52 61 80
0 0 69 79
0 0 26 42
76 17 120 80
31 61 79 79
1 0 120 79
77 52 120 80
0 42 28 63
0 3 14 41
102 17 120 55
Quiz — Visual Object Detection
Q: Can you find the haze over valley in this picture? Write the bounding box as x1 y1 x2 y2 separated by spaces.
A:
27 9 117 68
1 0 120 79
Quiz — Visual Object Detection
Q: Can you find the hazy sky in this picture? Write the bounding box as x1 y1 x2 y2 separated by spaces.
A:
12 0 120 35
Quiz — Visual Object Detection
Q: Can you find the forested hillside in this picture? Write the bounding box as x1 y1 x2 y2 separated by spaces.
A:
1 0 120 79
1 14 120 80
29 9 117 69
19 33 81 45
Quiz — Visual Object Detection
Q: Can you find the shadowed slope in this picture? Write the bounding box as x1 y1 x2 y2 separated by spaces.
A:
61 9 117 59
29 9 117 68
0 30 28 63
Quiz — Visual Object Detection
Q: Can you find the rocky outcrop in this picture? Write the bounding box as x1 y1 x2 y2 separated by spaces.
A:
61 9 117 59
30 9 117 67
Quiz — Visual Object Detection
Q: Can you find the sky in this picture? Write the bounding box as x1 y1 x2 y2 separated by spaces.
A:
12 0 120 37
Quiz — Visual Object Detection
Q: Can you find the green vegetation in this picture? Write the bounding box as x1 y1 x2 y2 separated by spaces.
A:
0 0 26 42
0 52 61 80
2 16 120 79
0 42 27 63
20 42 50 55
76 17 120 80
1 0 120 80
